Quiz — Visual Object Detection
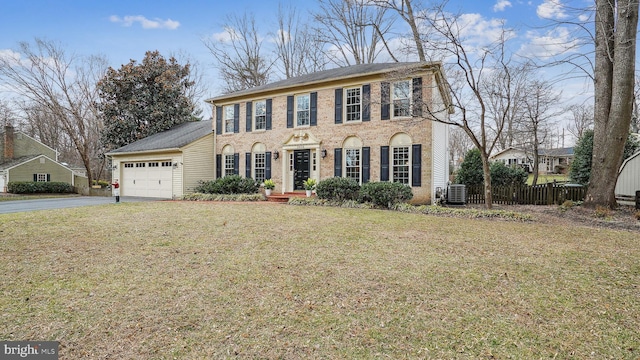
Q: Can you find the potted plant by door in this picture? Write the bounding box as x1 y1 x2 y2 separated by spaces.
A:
303 178 316 197
263 179 275 196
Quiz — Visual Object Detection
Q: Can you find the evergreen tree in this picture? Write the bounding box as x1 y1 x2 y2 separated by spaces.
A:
455 149 484 186
98 50 199 151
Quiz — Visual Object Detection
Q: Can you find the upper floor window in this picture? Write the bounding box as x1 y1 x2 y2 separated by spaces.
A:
254 100 266 131
392 80 411 118
224 105 235 133
345 87 361 122
296 94 310 126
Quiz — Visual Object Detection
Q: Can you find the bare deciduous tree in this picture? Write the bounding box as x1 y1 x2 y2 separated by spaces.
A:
0 38 107 186
586 0 638 208
313 0 393 66
274 4 328 79
567 103 594 140
521 78 563 185
203 13 272 93
372 0 428 61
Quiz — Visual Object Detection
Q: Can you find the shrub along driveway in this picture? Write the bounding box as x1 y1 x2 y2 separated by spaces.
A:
1 201 638 358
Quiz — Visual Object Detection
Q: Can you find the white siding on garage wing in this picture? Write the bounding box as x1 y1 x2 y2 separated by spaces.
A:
181 134 215 194
615 151 640 203
431 120 450 198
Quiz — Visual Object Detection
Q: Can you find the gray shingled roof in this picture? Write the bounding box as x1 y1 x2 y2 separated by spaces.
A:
540 147 574 156
107 120 212 154
207 62 426 102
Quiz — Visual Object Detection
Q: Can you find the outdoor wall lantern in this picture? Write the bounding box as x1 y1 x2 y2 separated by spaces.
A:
112 164 118 170
321 148 327 158
273 150 279 160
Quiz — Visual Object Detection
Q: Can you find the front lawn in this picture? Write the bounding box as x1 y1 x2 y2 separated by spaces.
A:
1 202 638 358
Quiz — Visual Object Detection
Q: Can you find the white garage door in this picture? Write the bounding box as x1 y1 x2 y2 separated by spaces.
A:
121 161 173 198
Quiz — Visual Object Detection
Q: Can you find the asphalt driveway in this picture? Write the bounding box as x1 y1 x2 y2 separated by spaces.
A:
0 196 158 214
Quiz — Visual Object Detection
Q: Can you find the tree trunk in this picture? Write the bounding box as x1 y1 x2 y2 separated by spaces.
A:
585 0 639 208
481 151 493 209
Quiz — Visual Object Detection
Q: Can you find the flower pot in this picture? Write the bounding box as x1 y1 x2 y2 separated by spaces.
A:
265 189 272 196
305 190 312 197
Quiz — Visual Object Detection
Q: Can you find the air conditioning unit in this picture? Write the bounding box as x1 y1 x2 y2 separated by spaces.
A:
447 184 466 205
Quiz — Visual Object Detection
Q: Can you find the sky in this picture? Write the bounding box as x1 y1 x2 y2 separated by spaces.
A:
0 0 603 143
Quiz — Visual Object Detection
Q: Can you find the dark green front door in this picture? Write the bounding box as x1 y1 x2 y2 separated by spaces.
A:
293 149 310 190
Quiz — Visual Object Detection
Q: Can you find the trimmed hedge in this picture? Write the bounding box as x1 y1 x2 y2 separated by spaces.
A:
194 175 259 194
359 181 413 207
8 181 75 194
315 177 361 201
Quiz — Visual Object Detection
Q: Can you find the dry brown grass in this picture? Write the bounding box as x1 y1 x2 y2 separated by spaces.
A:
1 201 639 359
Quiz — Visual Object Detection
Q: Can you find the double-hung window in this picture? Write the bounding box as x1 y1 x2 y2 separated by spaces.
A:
345 148 361 184
345 87 361 122
254 100 266 131
224 105 235 133
253 153 266 183
392 80 411 118
36 173 48 182
224 154 235 176
296 94 310 126
392 146 410 184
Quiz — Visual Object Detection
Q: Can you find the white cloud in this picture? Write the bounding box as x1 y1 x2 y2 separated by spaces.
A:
109 15 180 30
0 49 22 65
493 0 512 12
536 0 568 20
519 27 580 59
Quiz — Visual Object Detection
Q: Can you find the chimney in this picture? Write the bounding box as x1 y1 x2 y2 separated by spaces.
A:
4 124 14 160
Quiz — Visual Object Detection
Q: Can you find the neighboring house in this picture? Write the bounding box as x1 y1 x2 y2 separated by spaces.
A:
491 147 575 174
205 62 452 204
615 150 640 206
106 120 215 199
0 125 84 192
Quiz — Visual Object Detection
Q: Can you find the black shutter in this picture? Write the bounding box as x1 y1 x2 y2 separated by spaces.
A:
362 84 371 122
334 148 342 177
246 102 252 132
286 96 294 128
216 154 222 178
265 152 272 179
380 146 389 181
412 144 422 187
46 174 50 182
381 82 390 120
412 77 423 117
233 153 239 175
362 147 370 183
266 99 272 130
233 104 240 133
33 174 37 182
310 92 318 126
215 106 222 134
334 88 343 124
245 152 252 178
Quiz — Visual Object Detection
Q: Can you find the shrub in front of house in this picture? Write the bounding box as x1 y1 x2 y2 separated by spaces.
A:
8 181 75 194
359 181 413 208
315 177 361 201
195 175 259 194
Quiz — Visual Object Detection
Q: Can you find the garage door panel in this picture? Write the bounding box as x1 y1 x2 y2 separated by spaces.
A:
121 161 172 198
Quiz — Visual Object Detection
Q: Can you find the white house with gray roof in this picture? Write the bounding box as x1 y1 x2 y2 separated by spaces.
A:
106 120 214 198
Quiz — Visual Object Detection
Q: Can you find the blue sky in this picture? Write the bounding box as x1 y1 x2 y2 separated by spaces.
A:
0 0 595 105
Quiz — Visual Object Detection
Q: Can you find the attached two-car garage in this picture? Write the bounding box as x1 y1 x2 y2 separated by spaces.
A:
106 121 215 199
121 160 173 198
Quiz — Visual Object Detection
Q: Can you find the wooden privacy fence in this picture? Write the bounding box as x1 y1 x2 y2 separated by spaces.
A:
465 182 587 205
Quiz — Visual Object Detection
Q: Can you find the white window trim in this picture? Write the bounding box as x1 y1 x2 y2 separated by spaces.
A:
254 100 267 131
344 86 362 123
295 94 310 127
391 146 411 184
253 152 266 182
344 148 362 185
36 173 48 182
391 80 411 119
223 105 235 134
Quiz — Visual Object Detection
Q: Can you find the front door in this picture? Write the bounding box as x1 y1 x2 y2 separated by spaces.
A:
293 149 310 190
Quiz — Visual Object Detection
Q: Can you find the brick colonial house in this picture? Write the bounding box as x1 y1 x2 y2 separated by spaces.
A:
206 62 452 204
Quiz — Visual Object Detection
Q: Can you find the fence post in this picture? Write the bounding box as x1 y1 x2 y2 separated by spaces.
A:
547 182 554 205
